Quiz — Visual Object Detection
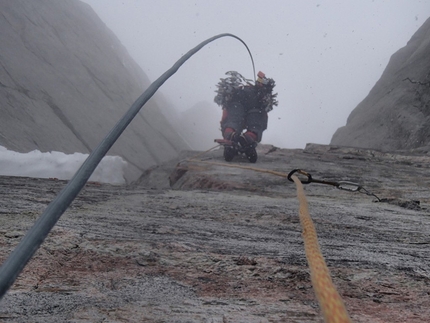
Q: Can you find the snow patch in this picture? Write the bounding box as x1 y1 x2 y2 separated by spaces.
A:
0 146 127 184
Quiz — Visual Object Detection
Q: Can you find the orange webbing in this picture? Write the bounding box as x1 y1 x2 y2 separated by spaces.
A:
291 175 353 323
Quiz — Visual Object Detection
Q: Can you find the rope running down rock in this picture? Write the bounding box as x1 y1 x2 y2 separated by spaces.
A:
291 174 352 323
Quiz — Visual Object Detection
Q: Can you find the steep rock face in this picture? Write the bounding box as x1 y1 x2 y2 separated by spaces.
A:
0 0 189 182
331 17 430 151
1 144 430 322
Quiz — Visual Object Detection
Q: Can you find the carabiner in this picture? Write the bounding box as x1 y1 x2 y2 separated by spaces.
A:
336 181 362 192
287 169 313 184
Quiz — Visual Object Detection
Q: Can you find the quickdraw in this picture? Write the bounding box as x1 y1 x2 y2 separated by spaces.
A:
287 169 382 201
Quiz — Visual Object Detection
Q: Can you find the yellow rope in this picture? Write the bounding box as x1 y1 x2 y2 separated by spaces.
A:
291 175 352 323
187 145 221 161
187 158 289 178
184 155 353 322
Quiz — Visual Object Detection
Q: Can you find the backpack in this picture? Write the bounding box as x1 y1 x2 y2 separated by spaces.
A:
214 71 278 112
214 71 253 106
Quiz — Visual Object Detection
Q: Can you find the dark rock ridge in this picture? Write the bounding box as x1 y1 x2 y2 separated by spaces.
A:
331 17 430 151
0 0 189 182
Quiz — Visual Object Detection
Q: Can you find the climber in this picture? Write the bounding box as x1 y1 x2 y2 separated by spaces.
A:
214 71 278 163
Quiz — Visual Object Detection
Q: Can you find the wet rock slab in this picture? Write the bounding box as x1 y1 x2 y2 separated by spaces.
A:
0 144 429 322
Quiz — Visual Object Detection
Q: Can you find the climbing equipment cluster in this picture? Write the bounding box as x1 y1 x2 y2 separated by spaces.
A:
214 71 253 106
214 71 278 112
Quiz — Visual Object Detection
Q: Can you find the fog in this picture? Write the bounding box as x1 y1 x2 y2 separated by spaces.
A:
81 0 430 149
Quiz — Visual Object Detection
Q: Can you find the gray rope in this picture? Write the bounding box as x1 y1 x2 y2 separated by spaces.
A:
0 33 255 299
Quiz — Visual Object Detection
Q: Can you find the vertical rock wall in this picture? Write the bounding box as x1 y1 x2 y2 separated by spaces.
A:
331 17 430 151
0 0 189 182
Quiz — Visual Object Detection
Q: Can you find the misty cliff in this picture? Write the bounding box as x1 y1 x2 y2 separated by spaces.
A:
0 0 189 182
331 17 430 151
177 101 221 151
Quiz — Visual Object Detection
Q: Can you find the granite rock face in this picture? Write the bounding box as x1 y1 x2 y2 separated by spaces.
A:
331 17 430 151
0 0 189 182
0 144 429 322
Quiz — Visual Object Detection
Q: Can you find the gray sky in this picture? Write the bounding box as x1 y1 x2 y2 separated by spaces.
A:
81 0 430 149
